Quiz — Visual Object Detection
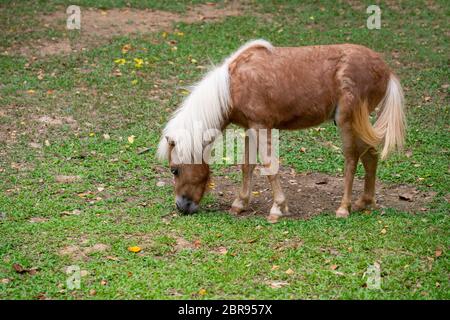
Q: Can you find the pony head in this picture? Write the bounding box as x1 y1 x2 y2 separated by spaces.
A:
163 137 210 214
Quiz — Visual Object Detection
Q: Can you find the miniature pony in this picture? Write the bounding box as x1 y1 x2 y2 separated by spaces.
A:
157 40 405 222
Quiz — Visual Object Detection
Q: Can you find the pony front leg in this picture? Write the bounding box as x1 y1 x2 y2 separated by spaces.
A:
230 163 256 214
231 133 256 214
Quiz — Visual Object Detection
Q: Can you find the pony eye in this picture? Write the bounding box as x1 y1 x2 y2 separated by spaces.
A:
170 167 179 176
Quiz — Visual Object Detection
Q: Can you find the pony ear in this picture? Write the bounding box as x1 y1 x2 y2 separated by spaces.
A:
165 136 175 147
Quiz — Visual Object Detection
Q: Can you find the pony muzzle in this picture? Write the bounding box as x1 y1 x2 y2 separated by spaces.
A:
176 196 198 214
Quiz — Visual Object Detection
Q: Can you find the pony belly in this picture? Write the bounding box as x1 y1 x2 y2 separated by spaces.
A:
275 104 336 130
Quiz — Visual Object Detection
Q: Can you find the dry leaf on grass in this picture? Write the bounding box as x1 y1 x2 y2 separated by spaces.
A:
217 247 228 255
29 217 49 223
268 281 289 289
106 255 120 261
193 239 202 248
55 175 82 183
285 268 295 275
12 263 38 275
62 209 82 216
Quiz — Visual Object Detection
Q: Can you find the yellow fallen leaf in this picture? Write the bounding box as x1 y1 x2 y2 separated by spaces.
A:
134 58 144 68
162 31 168 38
122 44 131 54
128 246 141 253
127 135 135 144
198 288 207 296
380 228 387 234
285 268 295 275
176 32 184 37
114 58 126 65
271 265 279 271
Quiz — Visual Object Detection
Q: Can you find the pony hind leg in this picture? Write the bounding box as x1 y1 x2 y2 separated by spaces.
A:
335 92 364 218
266 173 289 223
336 125 360 218
353 146 378 211
335 92 381 217
258 128 288 223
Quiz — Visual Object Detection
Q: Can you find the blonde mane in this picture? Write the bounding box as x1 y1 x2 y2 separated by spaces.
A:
157 39 274 163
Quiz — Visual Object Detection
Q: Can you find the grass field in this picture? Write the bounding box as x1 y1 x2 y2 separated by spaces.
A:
0 0 448 299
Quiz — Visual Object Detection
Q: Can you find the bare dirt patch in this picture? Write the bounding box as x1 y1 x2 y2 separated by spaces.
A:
14 1 257 57
59 243 110 261
173 235 199 252
206 166 436 219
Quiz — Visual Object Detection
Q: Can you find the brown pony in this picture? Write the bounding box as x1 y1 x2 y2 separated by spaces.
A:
157 40 406 222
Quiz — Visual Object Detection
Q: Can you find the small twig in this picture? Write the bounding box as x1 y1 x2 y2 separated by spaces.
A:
137 147 152 155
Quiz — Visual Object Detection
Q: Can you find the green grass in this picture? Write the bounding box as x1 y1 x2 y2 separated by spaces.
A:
0 0 449 299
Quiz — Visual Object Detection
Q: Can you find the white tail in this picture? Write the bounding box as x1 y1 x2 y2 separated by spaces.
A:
373 74 406 159
352 74 406 160
157 39 273 163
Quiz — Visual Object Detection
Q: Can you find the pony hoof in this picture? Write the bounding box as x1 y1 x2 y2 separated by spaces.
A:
230 198 247 214
353 198 376 212
229 206 244 214
336 207 350 218
270 202 289 216
267 214 280 224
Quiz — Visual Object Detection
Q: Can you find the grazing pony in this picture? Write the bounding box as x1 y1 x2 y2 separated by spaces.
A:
157 40 405 222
